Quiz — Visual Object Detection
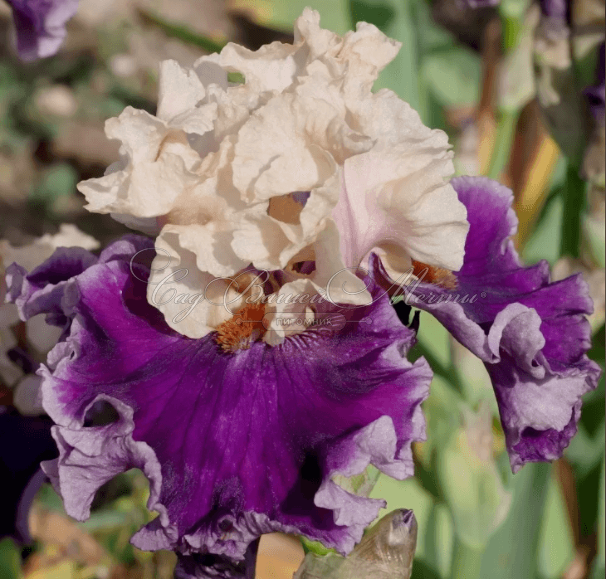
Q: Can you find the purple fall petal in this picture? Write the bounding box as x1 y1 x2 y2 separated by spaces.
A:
6 0 79 61
376 176 600 472
7 236 431 560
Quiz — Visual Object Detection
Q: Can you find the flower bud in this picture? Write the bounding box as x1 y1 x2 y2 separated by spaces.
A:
295 509 418 579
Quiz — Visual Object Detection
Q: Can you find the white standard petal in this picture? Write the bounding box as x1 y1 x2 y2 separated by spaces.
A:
77 108 202 220
231 154 341 271
232 80 370 202
157 59 206 123
164 137 251 277
147 232 246 339
208 41 299 93
339 22 401 93
334 144 468 274
311 220 372 307
348 89 449 149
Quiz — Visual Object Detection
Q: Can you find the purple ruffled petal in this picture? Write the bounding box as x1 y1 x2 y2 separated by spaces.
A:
6 0 79 61
377 176 600 472
9 236 431 559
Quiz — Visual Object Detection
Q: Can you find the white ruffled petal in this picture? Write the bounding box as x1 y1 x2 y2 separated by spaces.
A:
335 146 467 273
75 8 468 343
157 60 206 123
148 232 245 339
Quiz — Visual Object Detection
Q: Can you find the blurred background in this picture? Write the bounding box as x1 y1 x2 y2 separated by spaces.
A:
0 0 603 578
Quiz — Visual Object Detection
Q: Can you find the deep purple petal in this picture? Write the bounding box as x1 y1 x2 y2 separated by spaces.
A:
7 0 79 61
6 246 98 328
0 407 57 543
377 176 600 472
14 237 431 559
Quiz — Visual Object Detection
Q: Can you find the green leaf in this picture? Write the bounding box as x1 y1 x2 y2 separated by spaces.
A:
560 164 588 259
230 0 351 34
437 407 512 550
410 558 442 579
415 313 452 370
36 482 66 513
138 9 226 53
423 502 454 577
421 48 481 108
300 537 336 557
521 191 564 266
537 470 576 578
597 456 605 573
584 213 606 269
479 463 551 579
497 4 536 111
0 538 22 579
29 163 78 210
80 510 131 531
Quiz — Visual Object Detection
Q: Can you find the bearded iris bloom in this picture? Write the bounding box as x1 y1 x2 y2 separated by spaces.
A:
3 7 600 577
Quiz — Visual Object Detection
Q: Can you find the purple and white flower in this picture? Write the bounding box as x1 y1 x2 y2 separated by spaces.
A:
3 8 599 576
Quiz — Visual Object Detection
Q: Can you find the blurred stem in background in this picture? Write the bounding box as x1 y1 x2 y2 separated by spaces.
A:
486 109 518 180
561 164 587 259
448 539 482 579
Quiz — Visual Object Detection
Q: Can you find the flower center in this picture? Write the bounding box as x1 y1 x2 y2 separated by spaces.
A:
411 260 457 290
215 302 267 353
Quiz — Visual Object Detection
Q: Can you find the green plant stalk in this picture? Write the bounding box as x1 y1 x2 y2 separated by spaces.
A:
487 110 519 181
502 14 522 52
138 8 226 54
449 538 484 579
560 163 587 259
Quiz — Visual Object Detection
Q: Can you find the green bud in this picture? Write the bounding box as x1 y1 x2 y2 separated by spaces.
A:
295 509 418 579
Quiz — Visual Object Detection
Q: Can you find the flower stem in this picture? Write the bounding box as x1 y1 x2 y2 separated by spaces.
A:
448 538 484 579
486 110 519 181
560 163 587 259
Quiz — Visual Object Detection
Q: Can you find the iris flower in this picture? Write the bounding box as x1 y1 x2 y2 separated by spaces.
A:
4 0 79 60
4 8 599 577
